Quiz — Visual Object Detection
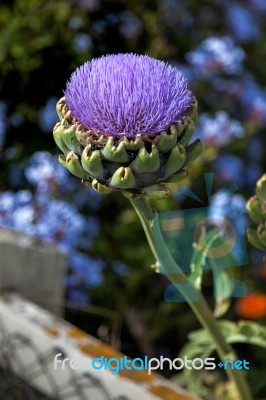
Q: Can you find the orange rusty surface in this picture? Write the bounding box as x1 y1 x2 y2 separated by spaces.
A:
118 367 154 383
67 327 88 340
149 385 194 400
79 341 122 359
44 326 60 337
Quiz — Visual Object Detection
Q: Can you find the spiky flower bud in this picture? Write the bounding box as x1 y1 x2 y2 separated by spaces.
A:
256 174 266 203
247 174 266 252
246 196 265 225
53 53 201 198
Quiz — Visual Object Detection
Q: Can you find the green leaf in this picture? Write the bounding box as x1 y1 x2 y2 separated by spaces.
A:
213 296 232 319
209 257 235 318
186 320 266 350
189 226 221 289
179 340 215 360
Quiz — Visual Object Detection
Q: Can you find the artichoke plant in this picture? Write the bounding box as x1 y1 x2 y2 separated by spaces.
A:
246 173 266 253
53 54 201 199
52 53 253 400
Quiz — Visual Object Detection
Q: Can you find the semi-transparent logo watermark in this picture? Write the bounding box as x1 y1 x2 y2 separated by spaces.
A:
53 354 250 375
154 174 248 302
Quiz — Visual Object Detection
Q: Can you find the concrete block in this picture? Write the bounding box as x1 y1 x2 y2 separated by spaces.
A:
0 227 67 315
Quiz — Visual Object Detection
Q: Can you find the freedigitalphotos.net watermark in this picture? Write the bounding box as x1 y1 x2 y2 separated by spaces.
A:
54 354 250 375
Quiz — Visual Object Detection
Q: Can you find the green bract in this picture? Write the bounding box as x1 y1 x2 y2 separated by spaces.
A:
53 97 201 199
247 174 266 252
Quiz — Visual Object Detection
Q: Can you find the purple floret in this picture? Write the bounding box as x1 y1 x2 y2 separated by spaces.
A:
65 53 193 137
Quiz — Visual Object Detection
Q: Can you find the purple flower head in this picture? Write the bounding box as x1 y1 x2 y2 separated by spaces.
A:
65 53 193 138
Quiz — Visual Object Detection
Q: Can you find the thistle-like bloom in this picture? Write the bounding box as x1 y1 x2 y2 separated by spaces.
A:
54 53 201 198
65 53 193 137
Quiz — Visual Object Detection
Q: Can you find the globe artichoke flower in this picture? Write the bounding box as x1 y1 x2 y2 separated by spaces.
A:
53 53 201 199
247 174 266 252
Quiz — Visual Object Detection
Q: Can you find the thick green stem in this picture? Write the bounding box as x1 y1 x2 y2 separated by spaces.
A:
130 197 157 259
130 196 253 400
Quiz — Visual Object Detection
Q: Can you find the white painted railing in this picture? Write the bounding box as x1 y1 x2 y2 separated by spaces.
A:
0 293 196 400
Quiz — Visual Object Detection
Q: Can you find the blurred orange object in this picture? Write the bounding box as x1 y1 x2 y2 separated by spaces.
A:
235 293 266 319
